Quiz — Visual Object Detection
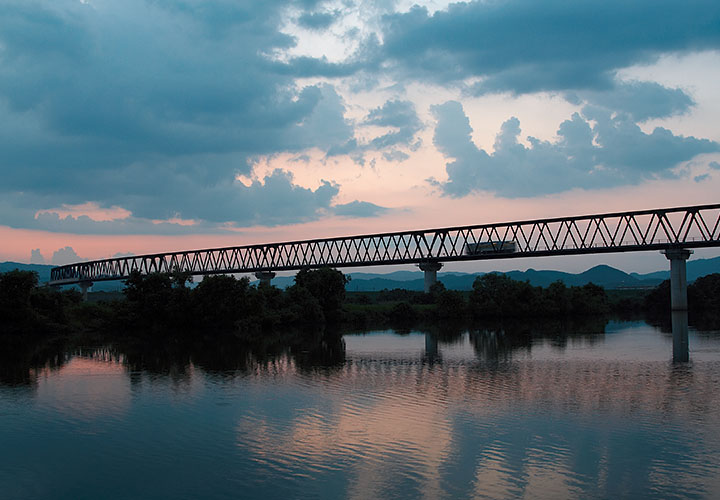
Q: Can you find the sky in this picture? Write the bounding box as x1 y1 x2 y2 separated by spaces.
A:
1 0 719 273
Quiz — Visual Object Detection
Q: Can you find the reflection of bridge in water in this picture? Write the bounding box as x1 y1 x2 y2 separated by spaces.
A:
7 328 715 412
5 327 718 498
51 203 720 301
424 315 692 364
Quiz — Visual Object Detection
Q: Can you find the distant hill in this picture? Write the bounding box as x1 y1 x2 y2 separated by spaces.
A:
343 257 720 292
631 256 720 282
502 264 658 289
272 264 666 291
0 262 54 283
345 270 422 281
3 255 719 293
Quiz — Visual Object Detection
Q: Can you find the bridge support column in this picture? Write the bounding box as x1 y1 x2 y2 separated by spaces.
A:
419 261 443 293
662 248 693 311
79 281 93 301
254 271 276 287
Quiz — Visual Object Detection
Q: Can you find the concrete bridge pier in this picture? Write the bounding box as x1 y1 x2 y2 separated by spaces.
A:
662 248 693 311
79 281 93 301
419 261 443 293
254 271 276 287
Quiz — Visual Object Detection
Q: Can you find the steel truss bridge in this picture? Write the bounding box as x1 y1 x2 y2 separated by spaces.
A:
50 203 720 286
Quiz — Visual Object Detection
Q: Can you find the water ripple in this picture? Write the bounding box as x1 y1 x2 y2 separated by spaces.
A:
2 328 720 499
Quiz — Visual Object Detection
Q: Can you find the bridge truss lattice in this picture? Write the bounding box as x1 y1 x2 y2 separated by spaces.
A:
50 203 720 285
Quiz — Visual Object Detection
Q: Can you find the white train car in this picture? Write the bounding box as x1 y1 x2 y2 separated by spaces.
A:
464 240 517 255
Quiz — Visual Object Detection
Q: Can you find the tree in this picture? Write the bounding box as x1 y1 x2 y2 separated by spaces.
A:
193 275 250 331
435 289 467 319
470 273 538 317
0 270 38 324
569 283 609 315
294 268 349 322
389 301 417 325
122 271 193 332
689 273 720 312
542 281 571 316
282 284 324 325
644 280 670 314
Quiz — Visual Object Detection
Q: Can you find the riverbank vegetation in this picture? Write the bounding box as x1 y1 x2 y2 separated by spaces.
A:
2 268 719 340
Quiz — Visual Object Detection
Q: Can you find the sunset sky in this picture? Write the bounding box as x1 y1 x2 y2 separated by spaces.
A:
1 0 719 273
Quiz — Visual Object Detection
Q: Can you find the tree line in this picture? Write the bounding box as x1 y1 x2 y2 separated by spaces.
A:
346 274 615 326
2 267 719 338
0 267 348 337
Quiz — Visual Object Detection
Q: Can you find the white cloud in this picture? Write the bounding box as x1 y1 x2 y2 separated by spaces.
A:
432 101 718 197
51 246 85 265
30 248 45 264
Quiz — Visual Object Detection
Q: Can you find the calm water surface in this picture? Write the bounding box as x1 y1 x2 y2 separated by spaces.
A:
2 320 720 499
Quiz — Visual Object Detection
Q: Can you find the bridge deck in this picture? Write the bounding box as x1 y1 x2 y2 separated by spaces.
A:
50 203 720 285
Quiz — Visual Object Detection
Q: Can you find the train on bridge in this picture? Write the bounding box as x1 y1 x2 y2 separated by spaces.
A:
50 203 720 307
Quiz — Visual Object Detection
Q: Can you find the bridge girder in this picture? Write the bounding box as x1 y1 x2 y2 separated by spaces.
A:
50 203 720 286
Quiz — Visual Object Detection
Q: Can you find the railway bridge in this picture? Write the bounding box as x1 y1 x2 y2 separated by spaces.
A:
50 203 720 312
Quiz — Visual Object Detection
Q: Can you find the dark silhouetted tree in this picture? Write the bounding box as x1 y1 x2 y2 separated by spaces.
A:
193 275 251 331
294 267 348 322
644 279 670 314
122 271 192 332
0 270 38 323
570 283 609 315
689 273 720 312
435 289 467 319
470 273 539 317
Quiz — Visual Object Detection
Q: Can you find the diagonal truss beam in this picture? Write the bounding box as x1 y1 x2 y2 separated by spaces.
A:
50 203 720 285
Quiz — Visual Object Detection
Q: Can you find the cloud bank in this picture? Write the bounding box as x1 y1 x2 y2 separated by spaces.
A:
0 0 383 233
1 0 719 240
379 0 720 94
432 101 719 197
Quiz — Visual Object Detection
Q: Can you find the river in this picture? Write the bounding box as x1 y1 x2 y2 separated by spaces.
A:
1 318 720 499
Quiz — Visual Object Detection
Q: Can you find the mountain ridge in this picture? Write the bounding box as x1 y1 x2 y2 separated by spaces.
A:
3 256 719 292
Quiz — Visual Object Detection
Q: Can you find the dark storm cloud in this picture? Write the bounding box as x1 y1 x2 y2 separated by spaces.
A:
1 169 340 234
0 193 216 236
567 82 696 122
431 101 719 198
0 0 373 232
379 0 720 94
2 0 719 235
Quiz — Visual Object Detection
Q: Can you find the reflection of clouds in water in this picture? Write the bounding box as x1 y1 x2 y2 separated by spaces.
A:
235 355 452 499
315 388 449 500
5 320 720 499
472 443 577 499
233 351 720 498
35 352 131 422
